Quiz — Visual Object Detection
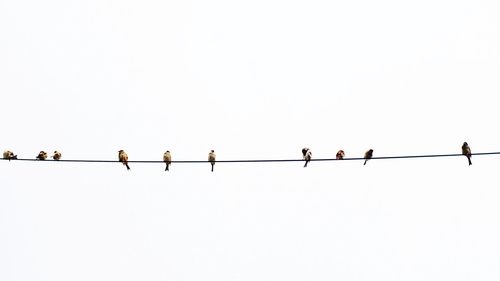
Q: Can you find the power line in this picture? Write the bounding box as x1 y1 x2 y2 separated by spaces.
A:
1 152 500 164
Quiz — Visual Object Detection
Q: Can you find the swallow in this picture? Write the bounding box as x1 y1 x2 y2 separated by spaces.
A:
336 150 345 160
462 142 472 165
163 150 172 171
52 151 62 160
363 149 373 165
302 148 312 167
36 151 48 160
208 150 216 172
118 150 130 170
3 150 17 160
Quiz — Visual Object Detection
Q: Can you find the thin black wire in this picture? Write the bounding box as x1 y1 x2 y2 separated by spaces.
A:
1 152 499 164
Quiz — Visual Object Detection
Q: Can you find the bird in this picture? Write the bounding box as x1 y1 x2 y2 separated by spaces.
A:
462 142 472 166
363 149 373 165
52 151 62 160
336 150 345 160
163 151 172 171
36 151 48 160
302 148 312 167
3 150 17 160
208 150 216 172
118 150 130 170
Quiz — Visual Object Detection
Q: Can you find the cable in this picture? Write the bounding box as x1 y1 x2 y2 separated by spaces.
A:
1 152 500 164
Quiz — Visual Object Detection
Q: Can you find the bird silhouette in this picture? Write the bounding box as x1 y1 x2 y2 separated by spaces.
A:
36 151 48 160
363 149 373 165
336 150 345 160
302 148 312 167
462 142 472 166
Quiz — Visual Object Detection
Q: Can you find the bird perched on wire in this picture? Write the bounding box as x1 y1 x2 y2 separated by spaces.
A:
462 142 472 166
336 150 345 160
118 150 130 170
363 149 373 165
3 150 17 160
302 148 312 167
208 150 216 172
163 151 172 171
36 151 48 160
52 151 62 160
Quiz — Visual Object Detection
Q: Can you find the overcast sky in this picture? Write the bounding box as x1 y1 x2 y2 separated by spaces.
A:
1 0 500 280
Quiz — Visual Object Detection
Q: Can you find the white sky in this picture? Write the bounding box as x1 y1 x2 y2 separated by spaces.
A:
1 0 500 280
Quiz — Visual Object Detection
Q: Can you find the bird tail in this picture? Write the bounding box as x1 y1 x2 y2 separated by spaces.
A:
304 160 309 168
211 163 214 172
125 163 130 170
468 157 472 166
165 164 169 171
364 159 367 165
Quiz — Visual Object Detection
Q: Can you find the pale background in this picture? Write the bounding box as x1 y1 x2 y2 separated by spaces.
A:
1 0 500 280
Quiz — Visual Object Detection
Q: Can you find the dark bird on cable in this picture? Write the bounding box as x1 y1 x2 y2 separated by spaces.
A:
363 149 373 165
336 150 345 160
462 142 472 166
302 148 312 167
36 151 48 160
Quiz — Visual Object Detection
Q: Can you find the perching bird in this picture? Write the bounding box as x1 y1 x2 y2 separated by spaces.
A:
336 150 345 160
208 150 216 172
302 148 312 167
363 149 373 165
163 151 172 171
118 150 130 170
52 151 62 160
3 150 17 160
462 142 472 166
36 151 48 160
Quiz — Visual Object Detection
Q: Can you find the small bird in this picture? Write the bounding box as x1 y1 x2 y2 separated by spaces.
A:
462 142 472 166
36 151 48 160
336 150 345 160
163 151 172 171
363 149 373 165
52 151 62 160
118 150 130 170
208 150 216 172
3 150 17 160
302 148 312 167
